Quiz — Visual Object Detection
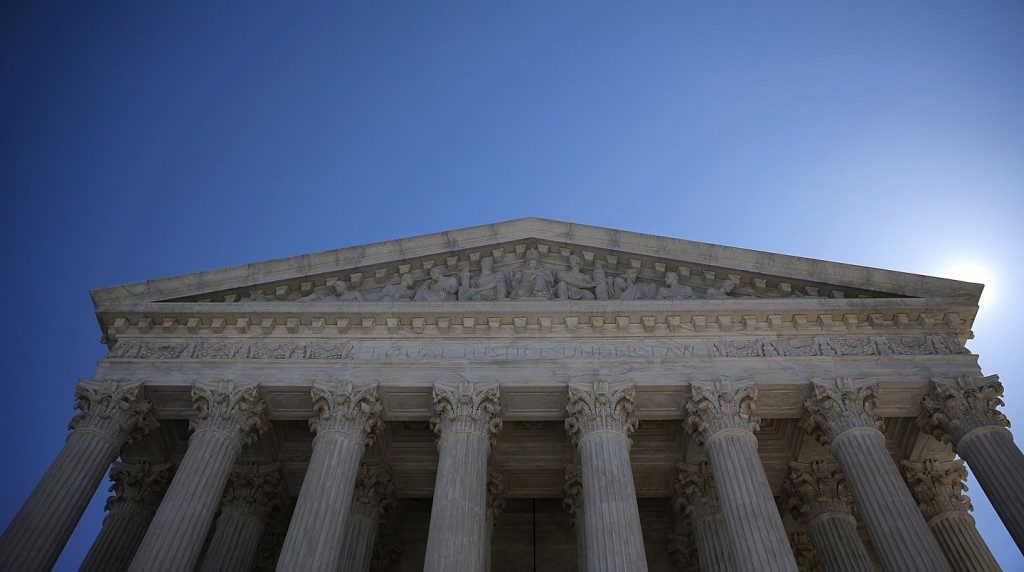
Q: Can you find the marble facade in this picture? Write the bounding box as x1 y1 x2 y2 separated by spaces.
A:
0 217 1016 571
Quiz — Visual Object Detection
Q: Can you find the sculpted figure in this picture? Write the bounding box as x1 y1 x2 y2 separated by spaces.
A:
655 272 694 300
414 267 459 302
510 249 554 300
703 279 735 300
240 289 275 302
556 255 597 300
593 262 609 300
298 280 363 302
459 258 508 301
611 268 654 300
379 273 416 301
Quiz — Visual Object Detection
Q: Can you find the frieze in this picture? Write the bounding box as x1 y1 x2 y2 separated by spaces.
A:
106 334 971 362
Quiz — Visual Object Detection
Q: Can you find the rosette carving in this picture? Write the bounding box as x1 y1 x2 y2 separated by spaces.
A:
783 460 855 524
221 463 282 518
309 381 382 447
562 463 584 527
105 462 174 517
684 379 759 446
351 463 396 519
674 462 721 522
564 381 637 446
70 380 157 445
803 378 882 445
431 381 502 442
901 458 973 521
190 381 268 446
919 375 1009 447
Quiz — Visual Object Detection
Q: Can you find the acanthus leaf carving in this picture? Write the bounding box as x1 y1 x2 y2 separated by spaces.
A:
674 462 721 522
351 463 396 520
783 460 855 524
901 458 973 522
562 463 584 527
486 468 506 525
221 462 282 518
564 381 637 446
190 381 268 446
919 375 1008 447
802 378 882 445
430 381 502 443
104 461 174 517
684 379 759 446
309 381 382 447
70 379 158 446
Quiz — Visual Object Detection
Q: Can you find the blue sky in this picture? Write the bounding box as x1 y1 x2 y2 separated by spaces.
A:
2 2 1022 568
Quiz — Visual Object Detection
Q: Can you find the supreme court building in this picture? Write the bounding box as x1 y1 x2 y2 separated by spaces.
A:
0 218 1020 572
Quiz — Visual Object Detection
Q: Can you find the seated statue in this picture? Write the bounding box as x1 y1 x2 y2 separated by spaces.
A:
556 255 597 300
298 280 363 302
459 257 508 301
704 279 736 300
510 249 554 300
611 268 655 300
655 272 694 300
379 273 416 301
414 267 460 302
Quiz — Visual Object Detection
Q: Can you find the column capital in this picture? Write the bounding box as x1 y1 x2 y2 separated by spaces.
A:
783 460 855 525
666 531 699 572
105 462 174 518
309 381 382 446
803 377 882 445
351 463 396 520
564 381 637 446
370 543 403 572
486 468 506 526
431 381 502 442
221 462 282 519
562 463 584 527
674 462 722 523
919 375 1009 448
901 458 973 523
684 379 759 446
190 381 268 446
70 380 158 446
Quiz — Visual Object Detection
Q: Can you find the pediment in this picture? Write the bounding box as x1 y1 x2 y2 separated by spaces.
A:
91 218 981 308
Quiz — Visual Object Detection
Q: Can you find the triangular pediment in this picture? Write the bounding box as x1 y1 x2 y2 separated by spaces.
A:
90 218 981 308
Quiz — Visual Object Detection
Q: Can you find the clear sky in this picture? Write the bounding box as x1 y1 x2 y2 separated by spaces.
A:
2 2 1023 569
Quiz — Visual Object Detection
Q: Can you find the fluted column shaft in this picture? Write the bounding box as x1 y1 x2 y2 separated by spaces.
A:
80 462 173 572
424 382 501 572
339 464 395 572
902 458 1001 572
566 382 647 572
0 381 154 572
129 382 267 572
920 374 1024 552
691 513 733 571
340 513 378 572
784 460 872 572
200 509 265 571
278 382 381 572
806 513 871 572
807 378 950 572
199 463 281 572
685 380 795 571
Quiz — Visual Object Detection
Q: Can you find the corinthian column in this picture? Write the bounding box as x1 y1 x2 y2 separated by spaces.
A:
483 468 506 572
902 458 1001 572
565 381 647 572
128 381 267 572
783 460 872 572
674 462 737 571
804 377 950 571
199 462 282 572
0 380 156 572
562 464 587 571
424 381 502 572
79 462 173 572
339 464 396 572
278 382 381 571
684 380 796 571
920 374 1024 552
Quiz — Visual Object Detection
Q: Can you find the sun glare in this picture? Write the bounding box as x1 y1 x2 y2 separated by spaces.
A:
941 261 997 305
